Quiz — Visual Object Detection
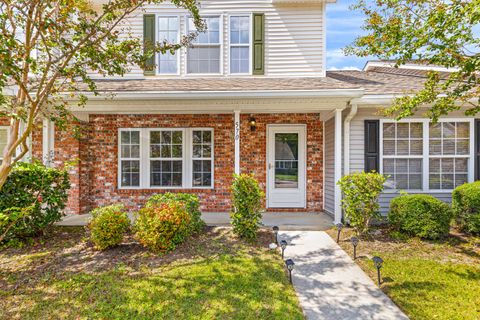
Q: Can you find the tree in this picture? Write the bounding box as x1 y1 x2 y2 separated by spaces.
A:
0 0 203 190
345 0 480 122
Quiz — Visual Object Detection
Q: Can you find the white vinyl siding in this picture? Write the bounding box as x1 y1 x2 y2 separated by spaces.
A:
118 128 214 189
324 117 335 215
92 1 325 78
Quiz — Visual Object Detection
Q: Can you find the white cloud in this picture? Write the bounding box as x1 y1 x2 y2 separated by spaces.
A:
327 66 361 71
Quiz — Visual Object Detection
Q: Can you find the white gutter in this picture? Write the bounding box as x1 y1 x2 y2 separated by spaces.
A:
70 89 364 100
343 103 358 175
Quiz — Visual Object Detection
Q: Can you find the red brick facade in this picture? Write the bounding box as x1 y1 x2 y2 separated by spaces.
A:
8 113 324 214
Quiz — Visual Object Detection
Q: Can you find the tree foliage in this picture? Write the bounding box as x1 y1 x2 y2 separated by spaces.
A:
0 0 203 189
346 0 480 122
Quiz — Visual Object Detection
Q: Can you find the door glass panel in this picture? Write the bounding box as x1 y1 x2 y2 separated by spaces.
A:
274 133 299 188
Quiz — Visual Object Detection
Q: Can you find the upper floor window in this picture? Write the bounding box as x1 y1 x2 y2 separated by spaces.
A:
158 16 179 74
187 17 221 74
229 16 250 74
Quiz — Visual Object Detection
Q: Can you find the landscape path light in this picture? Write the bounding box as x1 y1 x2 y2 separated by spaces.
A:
372 256 384 286
285 259 295 284
351 236 359 260
336 223 343 243
280 240 288 259
272 226 279 244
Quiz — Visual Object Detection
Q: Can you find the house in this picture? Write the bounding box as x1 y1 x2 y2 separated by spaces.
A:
2 0 478 224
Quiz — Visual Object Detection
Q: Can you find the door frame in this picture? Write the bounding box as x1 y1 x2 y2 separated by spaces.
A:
266 124 307 208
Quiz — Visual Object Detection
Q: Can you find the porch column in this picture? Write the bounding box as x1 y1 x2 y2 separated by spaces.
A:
234 110 241 175
334 109 343 223
42 119 55 166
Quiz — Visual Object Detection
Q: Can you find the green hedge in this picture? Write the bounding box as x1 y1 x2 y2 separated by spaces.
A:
388 194 453 239
88 204 130 250
230 174 264 240
146 193 204 233
0 161 70 242
452 181 480 234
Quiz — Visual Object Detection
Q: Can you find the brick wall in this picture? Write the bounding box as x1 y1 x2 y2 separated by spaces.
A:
240 113 323 212
2 113 324 214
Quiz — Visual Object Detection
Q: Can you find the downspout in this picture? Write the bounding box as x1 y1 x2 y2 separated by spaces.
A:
343 103 358 176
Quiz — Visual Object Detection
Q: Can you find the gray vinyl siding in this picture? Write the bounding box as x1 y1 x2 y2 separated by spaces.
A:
348 107 475 215
324 117 335 215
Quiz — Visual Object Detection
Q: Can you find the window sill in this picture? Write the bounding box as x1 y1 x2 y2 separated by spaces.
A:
118 186 214 192
383 189 456 194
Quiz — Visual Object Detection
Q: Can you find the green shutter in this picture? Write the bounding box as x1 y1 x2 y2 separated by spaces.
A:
252 13 265 75
143 14 155 76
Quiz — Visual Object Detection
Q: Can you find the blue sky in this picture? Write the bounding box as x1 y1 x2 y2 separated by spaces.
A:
326 0 371 70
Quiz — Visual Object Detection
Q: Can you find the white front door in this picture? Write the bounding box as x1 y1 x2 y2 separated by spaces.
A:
267 125 306 208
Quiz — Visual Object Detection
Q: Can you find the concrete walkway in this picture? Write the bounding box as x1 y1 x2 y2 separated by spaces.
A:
57 211 333 231
280 231 408 320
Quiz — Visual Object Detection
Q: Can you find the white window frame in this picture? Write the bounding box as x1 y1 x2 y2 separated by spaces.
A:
185 15 223 75
118 128 214 190
379 118 475 193
156 15 181 76
228 14 252 75
118 129 142 188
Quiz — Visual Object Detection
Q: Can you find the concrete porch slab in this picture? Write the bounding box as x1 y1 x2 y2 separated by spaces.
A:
57 211 333 231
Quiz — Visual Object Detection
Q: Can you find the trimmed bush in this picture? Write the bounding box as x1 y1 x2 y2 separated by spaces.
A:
146 192 204 233
230 174 264 240
452 181 480 234
337 171 386 234
388 194 453 239
88 204 130 250
0 161 70 242
134 202 192 252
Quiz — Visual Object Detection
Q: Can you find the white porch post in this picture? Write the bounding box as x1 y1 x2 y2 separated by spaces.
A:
334 109 343 223
42 119 55 166
234 110 241 175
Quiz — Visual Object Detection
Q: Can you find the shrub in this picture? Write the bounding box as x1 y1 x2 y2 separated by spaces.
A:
337 171 386 235
230 174 264 240
134 202 192 252
388 194 453 240
0 161 70 242
88 204 130 250
452 181 480 234
146 192 204 233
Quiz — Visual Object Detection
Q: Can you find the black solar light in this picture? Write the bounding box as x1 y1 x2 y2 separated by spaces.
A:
280 240 288 259
285 259 295 284
372 256 384 286
336 223 343 243
272 226 279 244
351 236 359 260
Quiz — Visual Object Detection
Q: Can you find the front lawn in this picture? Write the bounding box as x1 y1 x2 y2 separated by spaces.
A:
327 228 480 320
0 227 303 320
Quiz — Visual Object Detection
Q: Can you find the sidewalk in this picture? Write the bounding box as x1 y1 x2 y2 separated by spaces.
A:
279 231 409 320
57 211 333 231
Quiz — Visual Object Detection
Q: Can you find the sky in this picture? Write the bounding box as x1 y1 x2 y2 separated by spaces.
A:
326 0 371 70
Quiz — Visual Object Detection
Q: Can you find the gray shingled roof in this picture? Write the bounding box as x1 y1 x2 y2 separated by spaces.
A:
88 66 441 95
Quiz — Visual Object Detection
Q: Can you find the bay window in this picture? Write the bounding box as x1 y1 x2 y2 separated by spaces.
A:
380 119 474 192
229 16 250 74
157 16 179 74
187 17 221 74
118 128 214 189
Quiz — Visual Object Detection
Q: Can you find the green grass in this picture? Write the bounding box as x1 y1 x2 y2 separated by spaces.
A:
0 227 303 320
327 228 480 320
